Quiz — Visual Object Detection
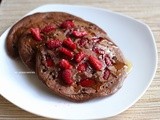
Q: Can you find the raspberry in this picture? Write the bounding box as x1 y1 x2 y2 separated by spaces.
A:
41 25 55 33
62 69 73 85
105 55 112 66
77 38 88 46
88 55 102 70
30 28 42 41
93 47 105 55
63 38 76 50
59 59 72 69
92 37 103 43
79 79 95 87
77 63 87 72
46 58 54 67
72 30 87 37
75 52 85 63
103 69 110 80
59 47 74 58
61 20 74 29
46 40 62 49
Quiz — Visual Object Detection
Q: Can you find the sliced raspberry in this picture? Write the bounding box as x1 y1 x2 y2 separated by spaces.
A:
72 30 87 37
61 20 74 29
93 47 105 55
77 63 87 72
92 37 103 43
105 55 112 66
46 40 62 49
75 52 86 63
46 58 54 67
77 38 88 46
88 55 103 70
103 69 110 80
62 69 73 85
79 79 95 87
59 47 74 58
63 38 76 50
30 28 42 41
59 59 72 69
41 25 55 33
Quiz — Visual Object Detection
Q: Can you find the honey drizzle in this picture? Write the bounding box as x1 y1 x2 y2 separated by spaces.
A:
125 60 133 74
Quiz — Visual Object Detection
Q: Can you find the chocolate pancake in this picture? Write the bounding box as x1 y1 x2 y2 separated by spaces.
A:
7 12 105 58
6 12 128 101
17 12 107 70
36 36 127 102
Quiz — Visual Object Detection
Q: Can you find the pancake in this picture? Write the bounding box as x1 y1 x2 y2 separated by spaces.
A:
16 12 106 70
6 12 128 101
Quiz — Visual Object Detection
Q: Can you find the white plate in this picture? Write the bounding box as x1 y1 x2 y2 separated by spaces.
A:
0 4 157 119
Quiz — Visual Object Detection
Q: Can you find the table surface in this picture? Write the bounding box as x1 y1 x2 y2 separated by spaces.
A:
0 0 160 119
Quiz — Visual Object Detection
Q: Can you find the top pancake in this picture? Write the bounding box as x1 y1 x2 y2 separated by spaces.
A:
7 12 107 70
6 12 106 59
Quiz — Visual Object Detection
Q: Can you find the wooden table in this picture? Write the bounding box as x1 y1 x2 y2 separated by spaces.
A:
0 0 160 119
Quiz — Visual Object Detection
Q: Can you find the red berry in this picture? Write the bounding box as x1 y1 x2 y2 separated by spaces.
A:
46 40 62 49
77 63 87 72
77 38 88 46
61 20 74 29
75 52 85 63
59 59 72 69
46 58 54 67
72 30 87 37
105 55 112 66
103 69 110 80
30 28 42 41
59 47 74 58
63 38 76 50
79 79 95 87
88 55 103 70
92 37 103 43
62 69 73 85
93 47 105 55
41 25 55 33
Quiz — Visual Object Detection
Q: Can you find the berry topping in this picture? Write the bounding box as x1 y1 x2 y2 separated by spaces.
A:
77 63 87 72
59 59 72 69
30 28 42 41
46 40 62 49
103 69 110 80
88 55 103 70
62 69 73 85
105 55 112 66
77 38 88 46
63 38 76 50
72 30 87 37
59 47 74 58
61 20 74 29
79 79 95 87
46 58 54 67
41 25 55 33
75 52 86 63
93 47 105 55
92 37 103 43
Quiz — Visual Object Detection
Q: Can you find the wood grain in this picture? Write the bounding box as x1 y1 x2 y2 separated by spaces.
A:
0 0 160 119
